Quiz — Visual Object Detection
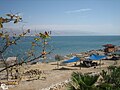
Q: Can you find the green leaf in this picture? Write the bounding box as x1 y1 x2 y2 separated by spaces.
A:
0 33 3 37
34 38 40 41
14 19 18 23
0 17 4 23
0 23 3 28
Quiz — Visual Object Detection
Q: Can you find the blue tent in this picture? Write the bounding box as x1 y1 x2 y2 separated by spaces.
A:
63 56 80 63
89 54 106 60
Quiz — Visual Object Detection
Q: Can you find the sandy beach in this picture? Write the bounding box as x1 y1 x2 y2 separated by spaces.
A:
5 59 120 90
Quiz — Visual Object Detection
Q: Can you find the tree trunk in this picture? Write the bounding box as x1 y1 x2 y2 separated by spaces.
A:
1 53 9 80
80 60 81 70
57 61 59 69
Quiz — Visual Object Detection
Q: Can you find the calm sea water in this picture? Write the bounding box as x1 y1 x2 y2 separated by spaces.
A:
5 36 120 61
51 36 120 55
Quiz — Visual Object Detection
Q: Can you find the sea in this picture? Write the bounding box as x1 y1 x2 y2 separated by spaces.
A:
51 36 120 56
4 36 120 61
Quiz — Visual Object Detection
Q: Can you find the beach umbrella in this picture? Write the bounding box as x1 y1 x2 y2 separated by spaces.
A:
89 54 106 60
89 54 106 68
62 56 80 63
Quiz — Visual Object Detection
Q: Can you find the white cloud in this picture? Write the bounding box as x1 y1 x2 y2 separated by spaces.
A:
4 24 120 36
26 24 120 35
65 8 92 14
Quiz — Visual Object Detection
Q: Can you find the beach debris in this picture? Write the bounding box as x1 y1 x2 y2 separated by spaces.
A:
23 69 46 80
0 84 8 90
41 79 70 90
24 69 42 76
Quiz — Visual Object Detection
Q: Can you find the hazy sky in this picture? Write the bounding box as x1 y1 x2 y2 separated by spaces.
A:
0 0 120 36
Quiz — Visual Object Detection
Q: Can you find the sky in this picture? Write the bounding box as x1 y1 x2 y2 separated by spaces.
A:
0 0 120 36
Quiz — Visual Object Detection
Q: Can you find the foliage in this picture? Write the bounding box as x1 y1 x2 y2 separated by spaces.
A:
0 13 30 80
68 66 120 90
31 31 52 62
0 13 22 28
68 72 99 90
55 54 63 61
0 13 53 81
55 54 63 68
0 14 29 54
97 83 113 90
98 66 120 90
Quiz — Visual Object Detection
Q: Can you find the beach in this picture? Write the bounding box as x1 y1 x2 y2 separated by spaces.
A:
0 36 120 90
1 0 120 89
6 59 120 90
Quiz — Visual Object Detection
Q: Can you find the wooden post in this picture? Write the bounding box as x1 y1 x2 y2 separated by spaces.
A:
100 59 101 69
80 59 81 70
80 60 81 70
42 39 46 63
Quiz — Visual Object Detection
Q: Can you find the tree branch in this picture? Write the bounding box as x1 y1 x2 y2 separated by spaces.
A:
0 49 54 73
